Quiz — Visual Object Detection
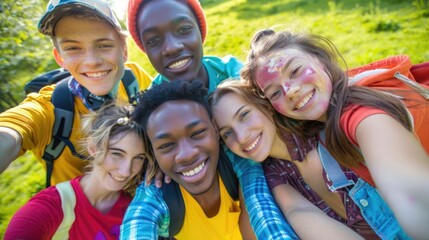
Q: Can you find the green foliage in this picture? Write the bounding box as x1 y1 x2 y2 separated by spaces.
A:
0 0 52 112
0 153 44 236
1 0 429 237
372 20 401 32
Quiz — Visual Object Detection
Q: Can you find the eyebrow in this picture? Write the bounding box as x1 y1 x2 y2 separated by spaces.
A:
108 147 125 152
262 56 299 93
141 16 194 36
58 37 114 45
218 104 246 132
154 119 202 140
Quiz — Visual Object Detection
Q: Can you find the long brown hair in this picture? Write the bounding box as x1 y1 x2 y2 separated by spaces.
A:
241 29 412 168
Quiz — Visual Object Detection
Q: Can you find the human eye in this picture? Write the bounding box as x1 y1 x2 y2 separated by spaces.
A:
135 154 147 161
191 128 207 138
62 45 81 52
290 65 303 78
108 150 124 160
268 89 282 101
239 110 250 121
144 36 160 48
157 142 174 151
221 130 232 141
177 25 193 35
99 43 115 50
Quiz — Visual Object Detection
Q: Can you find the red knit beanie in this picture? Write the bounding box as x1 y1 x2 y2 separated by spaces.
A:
127 0 207 52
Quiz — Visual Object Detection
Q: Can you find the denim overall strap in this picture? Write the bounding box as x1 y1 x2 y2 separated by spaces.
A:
348 179 411 240
317 130 410 239
317 130 355 191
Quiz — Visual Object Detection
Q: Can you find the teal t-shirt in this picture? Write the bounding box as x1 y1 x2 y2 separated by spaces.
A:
151 55 243 93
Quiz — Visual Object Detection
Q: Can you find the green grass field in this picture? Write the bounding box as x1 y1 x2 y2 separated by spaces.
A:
1 0 428 236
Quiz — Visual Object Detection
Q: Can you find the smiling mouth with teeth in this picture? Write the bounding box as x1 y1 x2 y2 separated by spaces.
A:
111 174 126 182
168 58 191 70
244 134 261 152
85 71 109 78
295 90 314 110
182 161 205 177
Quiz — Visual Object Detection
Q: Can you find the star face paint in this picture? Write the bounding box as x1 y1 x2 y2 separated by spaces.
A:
255 48 333 121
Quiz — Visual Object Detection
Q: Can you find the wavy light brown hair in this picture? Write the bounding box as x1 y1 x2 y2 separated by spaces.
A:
241 29 413 168
79 102 153 196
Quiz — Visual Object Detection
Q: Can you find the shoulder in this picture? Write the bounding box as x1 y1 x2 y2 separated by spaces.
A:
124 61 153 90
340 105 386 144
203 55 243 70
4 186 63 239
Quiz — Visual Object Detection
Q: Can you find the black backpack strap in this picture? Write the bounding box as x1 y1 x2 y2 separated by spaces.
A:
218 150 239 200
24 68 71 94
161 181 185 238
42 78 76 187
122 68 139 104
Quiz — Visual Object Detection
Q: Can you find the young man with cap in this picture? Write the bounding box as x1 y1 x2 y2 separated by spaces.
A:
0 0 152 186
121 0 298 239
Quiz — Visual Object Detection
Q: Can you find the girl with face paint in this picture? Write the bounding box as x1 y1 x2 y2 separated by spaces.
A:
240 29 429 239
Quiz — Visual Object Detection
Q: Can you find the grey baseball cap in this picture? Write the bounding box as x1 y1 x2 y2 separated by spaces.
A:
38 0 122 36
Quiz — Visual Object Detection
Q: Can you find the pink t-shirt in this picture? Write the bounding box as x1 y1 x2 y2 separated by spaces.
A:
4 176 132 239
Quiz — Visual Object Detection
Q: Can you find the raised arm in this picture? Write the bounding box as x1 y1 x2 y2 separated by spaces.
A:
0 127 22 173
224 148 298 239
120 183 170 239
356 114 429 239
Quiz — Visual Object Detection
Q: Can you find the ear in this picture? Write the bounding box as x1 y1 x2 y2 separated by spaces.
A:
123 44 128 61
87 142 97 157
53 47 66 69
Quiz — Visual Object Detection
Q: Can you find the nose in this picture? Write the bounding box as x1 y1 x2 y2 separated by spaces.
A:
162 33 184 57
84 49 103 66
118 158 132 177
284 85 301 101
236 125 250 146
175 139 199 164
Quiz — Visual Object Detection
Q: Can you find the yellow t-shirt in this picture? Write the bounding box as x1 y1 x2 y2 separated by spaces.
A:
175 175 242 240
0 62 152 185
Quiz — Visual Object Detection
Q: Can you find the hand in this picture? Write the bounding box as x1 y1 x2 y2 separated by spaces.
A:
146 167 171 188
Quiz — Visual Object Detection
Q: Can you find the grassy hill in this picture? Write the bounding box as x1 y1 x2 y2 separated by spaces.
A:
1 0 428 236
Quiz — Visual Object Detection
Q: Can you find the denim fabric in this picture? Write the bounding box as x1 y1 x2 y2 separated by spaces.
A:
348 179 410 240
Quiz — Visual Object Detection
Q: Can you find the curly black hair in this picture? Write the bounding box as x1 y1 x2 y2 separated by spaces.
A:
132 80 209 130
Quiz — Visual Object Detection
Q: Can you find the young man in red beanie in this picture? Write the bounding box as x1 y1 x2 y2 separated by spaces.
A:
0 0 152 187
121 0 298 239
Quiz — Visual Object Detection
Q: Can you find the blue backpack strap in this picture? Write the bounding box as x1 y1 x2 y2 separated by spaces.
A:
317 130 355 191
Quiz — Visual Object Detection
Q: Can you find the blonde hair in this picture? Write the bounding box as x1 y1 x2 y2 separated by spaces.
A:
79 102 153 195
